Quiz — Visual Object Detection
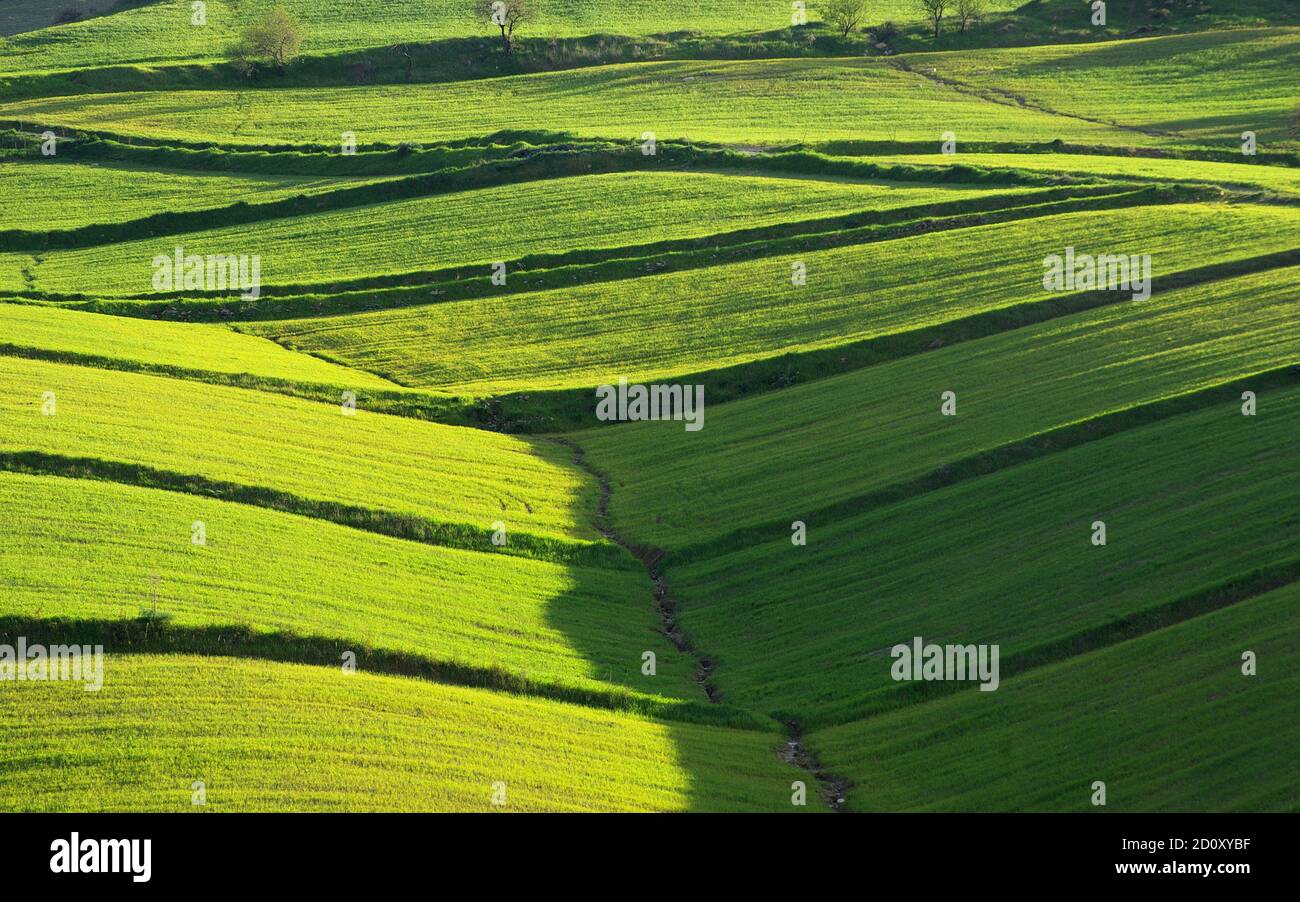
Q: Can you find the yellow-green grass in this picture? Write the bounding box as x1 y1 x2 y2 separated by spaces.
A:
809 582 1300 812
254 203 1300 394
0 356 597 544
871 152 1300 197
580 264 1300 549
12 170 1017 296
0 0 769 75
905 28 1300 150
0 301 394 388
0 58 1156 148
668 383 1300 725
0 0 1022 76
0 254 31 292
0 159 390 230
0 471 695 705
0 655 806 812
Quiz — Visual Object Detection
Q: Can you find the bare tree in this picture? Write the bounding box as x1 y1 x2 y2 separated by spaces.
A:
916 0 948 38
479 0 529 55
955 0 986 33
823 0 867 37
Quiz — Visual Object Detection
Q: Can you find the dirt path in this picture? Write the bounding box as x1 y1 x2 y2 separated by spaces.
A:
550 436 719 702
778 721 853 811
888 57 1179 140
553 435 851 810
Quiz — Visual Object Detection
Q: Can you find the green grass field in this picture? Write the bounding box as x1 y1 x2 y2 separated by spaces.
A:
870 152 1300 197
8 170 1020 296
580 265 1300 548
1 0 1296 816
0 56 1161 147
0 655 805 812
0 471 699 708
0 159 389 230
0 0 1031 75
247 204 1299 392
0 301 396 386
0 0 808 75
0 355 597 547
810 582 1300 812
7 28 1293 150
668 380 1300 725
904 28 1300 149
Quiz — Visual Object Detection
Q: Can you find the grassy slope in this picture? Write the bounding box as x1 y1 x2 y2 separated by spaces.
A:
870 152 1300 197
249 204 1300 393
0 654 805 812
0 0 1025 74
0 356 597 544
579 263 1300 548
11 171 1015 295
0 2 707 73
0 0 107 37
1 5 1295 816
670 383 1300 725
810 583 1300 812
0 301 395 387
0 57 1154 147
0 471 696 705
883 0 1299 52
0 253 28 289
904 28 1300 149
0 159 390 230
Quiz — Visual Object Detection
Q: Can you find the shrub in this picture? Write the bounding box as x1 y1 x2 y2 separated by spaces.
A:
870 20 901 44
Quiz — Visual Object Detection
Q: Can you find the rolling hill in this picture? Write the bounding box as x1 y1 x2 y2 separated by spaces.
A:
1 0 1295 814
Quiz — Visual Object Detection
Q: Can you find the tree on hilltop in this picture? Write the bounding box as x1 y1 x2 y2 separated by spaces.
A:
917 0 948 38
823 0 868 37
955 0 987 33
478 0 530 55
231 6 303 73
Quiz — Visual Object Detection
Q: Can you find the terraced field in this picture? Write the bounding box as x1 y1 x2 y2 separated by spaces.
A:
1 0 1296 816
869 151 1300 197
903 28 1300 148
0 472 701 709
811 582 1300 812
251 204 1299 392
0 0 1028 75
0 356 598 549
1 59 1161 147
579 263 1300 546
0 302 396 386
664 379 1300 724
0 656 796 812
0 159 390 229
11 170 1023 295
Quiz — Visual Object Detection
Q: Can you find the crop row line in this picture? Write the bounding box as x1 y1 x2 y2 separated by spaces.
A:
0 142 1098 255
473 250 1300 434
224 185 1119 301
802 138 1300 169
0 341 479 424
0 123 574 157
798 557 1300 731
668 364 1300 566
0 615 767 731
44 185 1199 322
7 251 1292 438
0 452 630 569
